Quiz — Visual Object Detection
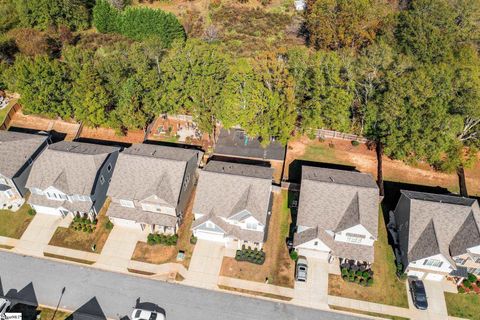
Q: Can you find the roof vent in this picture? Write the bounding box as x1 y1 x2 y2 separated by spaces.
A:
329 176 335 182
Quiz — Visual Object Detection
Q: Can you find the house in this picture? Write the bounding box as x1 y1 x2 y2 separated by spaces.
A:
26 141 119 219
394 190 480 281
0 131 49 211
191 161 273 249
293 166 379 269
106 144 201 234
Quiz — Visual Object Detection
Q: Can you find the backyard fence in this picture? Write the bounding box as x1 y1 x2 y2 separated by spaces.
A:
316 129 369 144
0 103 20 130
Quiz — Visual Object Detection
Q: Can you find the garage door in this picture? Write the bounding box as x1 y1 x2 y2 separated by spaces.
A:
297 248 329 260
31 204 62 216
407 270 425 279
194 230 225 243
425 273 444 281
110 217 141 229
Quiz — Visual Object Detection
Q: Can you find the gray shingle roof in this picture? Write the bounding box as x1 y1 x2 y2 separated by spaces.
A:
0 131 48 178
107 202 177 227
26 141 119 195
396 190 480 267
193 161 272 224
107 144 199 206
296 166 379 236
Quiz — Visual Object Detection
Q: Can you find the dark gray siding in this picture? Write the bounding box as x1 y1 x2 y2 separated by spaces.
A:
176 152 200 224
394 194 411 268
92 151 119 214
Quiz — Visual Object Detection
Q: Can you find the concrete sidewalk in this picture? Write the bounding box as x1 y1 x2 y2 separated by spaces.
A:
95 226 148 272
14 213 69 256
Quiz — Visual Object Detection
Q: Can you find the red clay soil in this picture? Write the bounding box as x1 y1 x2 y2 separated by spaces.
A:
286 136 480 196
79 126 145 144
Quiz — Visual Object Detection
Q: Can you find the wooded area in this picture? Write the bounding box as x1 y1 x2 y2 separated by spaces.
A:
0 0 479 192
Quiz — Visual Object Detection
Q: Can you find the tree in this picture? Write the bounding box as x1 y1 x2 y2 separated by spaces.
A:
5 55 73 118
287 47 354 134
93 0 119 33
0 0 19 34
14 0 91 31
160 40 229 140
305 0 395 50
223 52 296 145
395 0 458 63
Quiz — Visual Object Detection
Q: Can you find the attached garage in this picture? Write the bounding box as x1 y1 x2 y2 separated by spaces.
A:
425 273 444 282
31 204 62 216
194 230 225 243
297 248 330 260
407 270 425 279
109 217 142 230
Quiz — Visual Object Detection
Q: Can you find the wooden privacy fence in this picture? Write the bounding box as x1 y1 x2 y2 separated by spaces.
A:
0 103 20 130
316 128 369 143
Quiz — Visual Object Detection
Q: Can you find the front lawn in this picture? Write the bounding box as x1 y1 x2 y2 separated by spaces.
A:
131 189 196 268
219 190 295 288
328 209 409 307
445 292 480 320
48 201 112 253
0 204 34 239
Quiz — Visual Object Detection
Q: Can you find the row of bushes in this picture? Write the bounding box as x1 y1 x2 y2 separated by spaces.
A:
459 273 480 293
341 268 374 286
71 221 97 233
147 233 178 246
93 0 185 45
235 247 265 265
73 216 98 225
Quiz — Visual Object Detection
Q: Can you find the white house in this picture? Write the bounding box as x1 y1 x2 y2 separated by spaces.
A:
293 166 379 268
106 143 201 233
191 161 273 249
26 141 119 219
0 131 48 211
394 191 480 281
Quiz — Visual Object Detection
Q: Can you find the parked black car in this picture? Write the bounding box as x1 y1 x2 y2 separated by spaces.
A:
409 277 428 310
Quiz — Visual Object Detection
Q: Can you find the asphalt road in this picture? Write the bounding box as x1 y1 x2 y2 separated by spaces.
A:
0 251 363 320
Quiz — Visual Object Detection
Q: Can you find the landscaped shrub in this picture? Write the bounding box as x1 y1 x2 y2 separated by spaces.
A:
468 273 477 283
367 278 373 286
27 208 36 216
105 220 114 230
147 233 178 246
190 235 197 245
458 286 465 294
71 217 97 234
290 250 298 261
477 280 480 287
342 275 348 281
463 279 472 289
351 140 360 146
341 268 349 276
235 247 266 265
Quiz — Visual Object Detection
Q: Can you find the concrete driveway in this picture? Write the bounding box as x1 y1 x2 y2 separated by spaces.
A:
14 213 69 257
95 226 148 272
184 240 225 289
292 257 329 309
407 279 449 319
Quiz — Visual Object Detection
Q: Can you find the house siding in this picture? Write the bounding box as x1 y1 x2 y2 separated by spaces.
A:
175 153 199 224
92 151 119 214
393 193 412 268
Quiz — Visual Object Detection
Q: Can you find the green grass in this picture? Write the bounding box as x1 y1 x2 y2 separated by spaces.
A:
0 99 16 126
0 203 34 239
445 292 480 320
301 143 352 166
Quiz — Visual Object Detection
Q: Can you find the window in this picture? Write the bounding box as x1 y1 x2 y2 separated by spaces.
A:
346 235 362 244
475 257 480 264
314 241 319 246
423 259 443 267
100 175 105 185
454 257 467 266
58 194 68 200
107 163 112 172
0 178 6 185
120 199 135 208
4 189 14 199
31 188 43 195
246 222 257 230
206 221 214 229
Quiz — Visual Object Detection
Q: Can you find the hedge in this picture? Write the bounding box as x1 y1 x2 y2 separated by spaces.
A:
147 233 178 246
70 217 97 233
235 247 266 265
341 264 374 286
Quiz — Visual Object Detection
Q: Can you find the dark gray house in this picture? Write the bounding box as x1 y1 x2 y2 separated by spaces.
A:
0 131 49 211
106 144 202 234
26 141 119 219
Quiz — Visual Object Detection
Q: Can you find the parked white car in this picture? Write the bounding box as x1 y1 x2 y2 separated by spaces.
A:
0 298 11 317
131 308 165 320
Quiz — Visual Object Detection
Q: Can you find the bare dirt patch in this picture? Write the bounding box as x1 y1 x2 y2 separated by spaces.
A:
79 126 145 144
220 190 295 287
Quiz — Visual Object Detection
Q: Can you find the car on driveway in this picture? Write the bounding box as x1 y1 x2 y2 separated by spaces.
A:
409 277 428 310
132 308 165 320
0 298 11 317
295 256 308 282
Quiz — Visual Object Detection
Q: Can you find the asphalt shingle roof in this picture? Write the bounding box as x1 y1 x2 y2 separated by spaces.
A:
396 190 480 267
0 131 48 178
107 144 199 206
26 141 119 195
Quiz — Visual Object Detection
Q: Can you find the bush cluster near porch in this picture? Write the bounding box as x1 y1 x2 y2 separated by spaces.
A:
457 273 480 294
48 201 112 253
71 216 98 233
445 292 480 320
341 268 374 287
235 246 266 265
147 233 178 246
220 190 295 287
131 189 196 268
328 208 408 307
0 204 34 239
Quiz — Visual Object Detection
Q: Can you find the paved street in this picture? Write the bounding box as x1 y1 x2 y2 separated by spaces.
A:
0 251 363 320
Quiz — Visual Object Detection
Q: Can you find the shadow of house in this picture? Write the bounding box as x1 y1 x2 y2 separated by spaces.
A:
5 282 38 307
66 297 107 320
287 159 358 183
208 155 272 168
74 137 132 150
144 139 205 153
8 127 64 143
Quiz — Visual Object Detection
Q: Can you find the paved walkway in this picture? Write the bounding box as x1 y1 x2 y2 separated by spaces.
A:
292 257 329 309
183 240 225 289
95 226 148 272
14 213 69 257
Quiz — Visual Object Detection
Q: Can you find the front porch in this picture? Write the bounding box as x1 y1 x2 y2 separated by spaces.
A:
0 188 24 212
